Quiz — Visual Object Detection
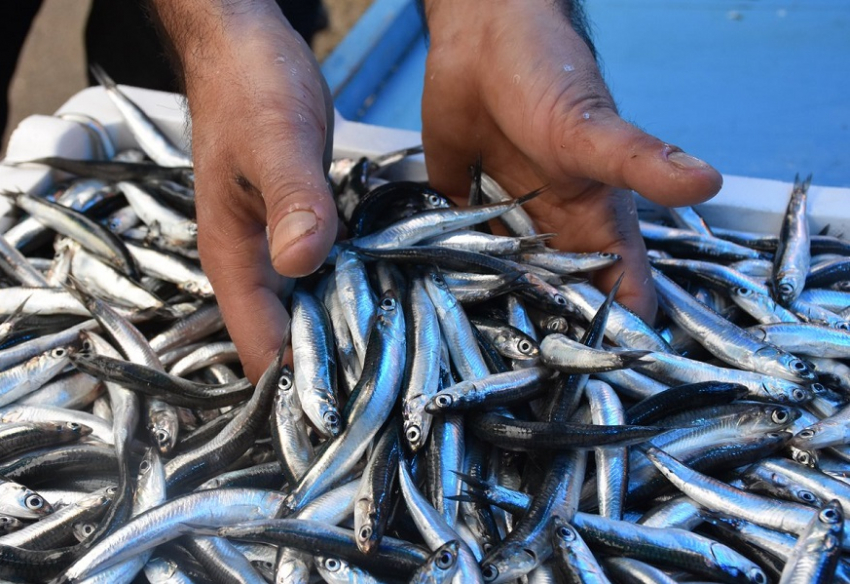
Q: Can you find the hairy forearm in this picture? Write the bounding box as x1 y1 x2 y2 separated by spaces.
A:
146 0 285 93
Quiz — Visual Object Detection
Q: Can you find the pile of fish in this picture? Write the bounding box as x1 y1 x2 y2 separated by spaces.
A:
0 71 848 584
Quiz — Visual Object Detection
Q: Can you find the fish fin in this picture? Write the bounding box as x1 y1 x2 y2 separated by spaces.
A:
518 233 556 251
450 471 492 491
512 185 548 207
619 349 654 366
819 224 831 236
553 274 587 285
446 494 478 504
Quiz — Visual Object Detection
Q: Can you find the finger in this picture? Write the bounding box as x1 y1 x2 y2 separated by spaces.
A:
524 183 658 322
229 27 338 279
586 190 657 323
196 196 291 384
253 115 338 278
555 109 723 208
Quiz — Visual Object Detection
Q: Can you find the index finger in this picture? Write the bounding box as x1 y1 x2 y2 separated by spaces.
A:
197 196 291 385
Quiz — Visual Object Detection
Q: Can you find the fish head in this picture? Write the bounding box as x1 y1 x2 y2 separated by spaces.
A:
402 394 432 452
0 515 22 534
790 486 825 507
550 517 579 552
788 445 819 468
819 500 844 529
73 521 98 543
773 276 801 305
426 392 454 413
353 498 379 554
515 337 539 359
320 406 342 438
480 542 539 583
423 191 451 210
432 540 461 573
60 421 92 438
760 379 811 404
707 542 767 584
275 555 311 584
316 557 353 582
779 353 816 382
0 482 51 519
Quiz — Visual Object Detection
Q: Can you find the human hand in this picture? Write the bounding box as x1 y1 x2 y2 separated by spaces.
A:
150 0 337 382
421 0 723 322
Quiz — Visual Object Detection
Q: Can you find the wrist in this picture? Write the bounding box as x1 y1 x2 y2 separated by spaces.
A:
422 0 594 58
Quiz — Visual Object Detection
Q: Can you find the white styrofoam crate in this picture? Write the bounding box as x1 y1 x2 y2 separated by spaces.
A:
2 85 849 237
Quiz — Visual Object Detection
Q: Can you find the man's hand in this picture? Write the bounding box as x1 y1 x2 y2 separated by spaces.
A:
421 0 723 322
149 0 337 382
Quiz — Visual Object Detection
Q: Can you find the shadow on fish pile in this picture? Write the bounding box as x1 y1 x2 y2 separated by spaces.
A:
0 78 848 583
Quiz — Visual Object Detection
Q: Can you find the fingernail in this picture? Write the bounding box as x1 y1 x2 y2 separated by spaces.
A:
272 210 318 257
668 151 710 170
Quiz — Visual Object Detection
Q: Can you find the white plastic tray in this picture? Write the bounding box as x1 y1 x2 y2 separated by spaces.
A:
2 85 849 236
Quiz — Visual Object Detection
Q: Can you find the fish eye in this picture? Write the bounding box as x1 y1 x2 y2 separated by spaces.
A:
556 525 576 541
518 340 534 355
427 194 442 206
380 297 396 310
554 294 567 306
798 490 817 503
770 409 788 424
139 459 151 473
834 321 850 331
435 394 453 408
799 429 816 439
778 282 794 295
436 550 455 569
324 558 341 572
83 524 95 536
324 411 340 428
106 486 119 496
67 422 81 431
25 495 44 510
794 451 813 466
155 429 170 445
482 564 499 582
751 569 767 584
278 375 293 390
791 388 807 402
820 507 842 523
736 287 752 296
406 426 421 443
358 526 372 541
52 347 66 358
601 252 614 258
790 360 807 372
82 339 93 352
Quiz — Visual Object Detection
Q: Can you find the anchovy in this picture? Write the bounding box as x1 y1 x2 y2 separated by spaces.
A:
773 174 812 305
90 65 192 168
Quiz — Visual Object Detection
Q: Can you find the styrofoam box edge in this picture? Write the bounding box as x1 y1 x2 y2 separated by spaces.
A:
2 85 848 236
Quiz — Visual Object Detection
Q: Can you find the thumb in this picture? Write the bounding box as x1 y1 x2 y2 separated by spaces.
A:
253 106 338 279
561 110 723 207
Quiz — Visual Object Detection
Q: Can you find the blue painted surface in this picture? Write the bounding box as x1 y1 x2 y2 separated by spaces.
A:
323 0 850 186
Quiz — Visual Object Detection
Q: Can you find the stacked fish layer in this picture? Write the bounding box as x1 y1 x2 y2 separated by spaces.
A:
0 77 847 583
